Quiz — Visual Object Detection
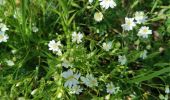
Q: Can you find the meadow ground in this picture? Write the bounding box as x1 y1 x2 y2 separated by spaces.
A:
0 0 170 99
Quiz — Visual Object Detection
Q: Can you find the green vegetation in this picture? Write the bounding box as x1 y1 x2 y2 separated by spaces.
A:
0 0 170 99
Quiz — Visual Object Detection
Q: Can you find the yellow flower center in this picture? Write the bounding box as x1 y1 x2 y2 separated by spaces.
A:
52 44 58 49
0 34 4 40
67 75 75 80
127 21 131 26
143 29 148 33
108 86 113 90
75 34 79 39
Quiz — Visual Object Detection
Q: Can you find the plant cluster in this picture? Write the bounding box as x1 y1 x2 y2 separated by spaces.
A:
0 0 170 99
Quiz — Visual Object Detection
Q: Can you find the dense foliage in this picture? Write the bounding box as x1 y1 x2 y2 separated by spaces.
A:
0 0 170 99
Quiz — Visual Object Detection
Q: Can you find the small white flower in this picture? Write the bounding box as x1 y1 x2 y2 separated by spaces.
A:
0 23 9 32
31 89 38 95
106 82 120 94
0 33 9 43
140 50 147 59
121 17 136 31
57 92 62 98
130 92 137 99
94 12 103 22
0 0 6 5
102 42 112 51
159 94 168 100
165 85 170 94
81 74 98 87
62 59 73 68
6 60 14 66
13 9 21 19
15 82 21 87
118 55 127 65
137 26 152 38
62 70 81 88
56 49 62 56
105 94 111 100
32 26 39 33
69 85 83 95
89 0 93 4
17 97 25 100
48 40 62 55
72 32 83 44
99 0 116 9
0 31 3 34
16 82 21 87
134 11 147 24
165 95 168 100
96 29 100 33
11 50 17 54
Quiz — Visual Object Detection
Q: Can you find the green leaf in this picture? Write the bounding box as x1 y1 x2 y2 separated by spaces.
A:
58 0 68 15
154 63 170 67
129 66 170 83
68 11 77 25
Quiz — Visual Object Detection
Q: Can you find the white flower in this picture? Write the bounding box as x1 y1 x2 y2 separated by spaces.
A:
11 50 17 54
72 32 83 44
69 85 83 95
165 95 168 100
121 17 136 31
106 82 120 94
99 0 116 9
6 60 14 66
165 85 170 94
48 40 62 55
94 12 103 22
0 0 6 5
31 89 38 95
62 70 81 88
0 23 9 32
137 26 152 38
57 92 62 98
32 26 39 33
140 50 147 59
129 92 137 99
89 0 93 4
16 82 21 87
134 11 147 24
56 49 62 56
13 9 22 19
159 94 168 100
0 31 3 34
102 42 112 51
17 97 25 100
0 33 8 43
105 94 110 100
62 59 72 68
81 74 98 87
118 55 127 65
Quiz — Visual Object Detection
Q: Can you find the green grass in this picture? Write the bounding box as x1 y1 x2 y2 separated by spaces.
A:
0 0 170 99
